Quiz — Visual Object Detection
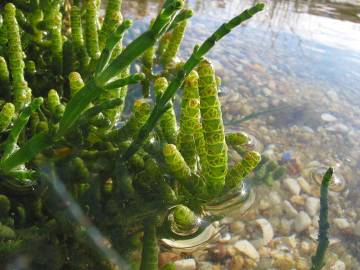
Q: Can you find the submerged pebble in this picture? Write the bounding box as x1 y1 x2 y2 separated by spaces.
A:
305 197 320 217
173 259 196 270
234 240 260 262
283 178 301 195
321 113 337 122
294 211 312 233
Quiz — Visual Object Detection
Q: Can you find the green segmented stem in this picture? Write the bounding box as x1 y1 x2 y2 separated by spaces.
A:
69 72 85 97
49 11 63 74
0 103 15 132
193 121 207 171
4 3 31 111
197 59 227 195
47 89 65 120
178 70 200 170
163 143 207 196
58 1 184 137
0 24 7 46
70 5 89 70
1 97 43 162
98 0 123 51
101 72 143 124
107 99 151 142
97 0 184 84
225 132 249 146
140 219 158 270
162 19 187 67
0 56 11 98
123 3 265 162
225 151 261 190
73 157 90 180
163 144 191 181
311 167 333 270
25 60 36 76
85 0 100 60
154 77 177 144
171 205 198 232
157 32 171 58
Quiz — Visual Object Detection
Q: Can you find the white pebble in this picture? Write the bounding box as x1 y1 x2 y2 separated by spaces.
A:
354 220 360 237
333 218 350 230
330 260 346 270
305 197 320 217
269 191 282 205
321 113 337 122
234 240 260 262
298 177 312 195
174 259 196 270
294 211 311 233
283 178 301 196
255 218 274 245
283 200 298 218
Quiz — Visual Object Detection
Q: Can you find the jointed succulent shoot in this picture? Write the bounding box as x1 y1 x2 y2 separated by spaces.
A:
0 0 265 268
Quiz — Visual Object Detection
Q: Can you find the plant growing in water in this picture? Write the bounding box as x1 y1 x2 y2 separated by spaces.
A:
0 0 332 269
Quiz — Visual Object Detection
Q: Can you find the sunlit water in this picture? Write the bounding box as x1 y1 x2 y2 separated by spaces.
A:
122 0 360 268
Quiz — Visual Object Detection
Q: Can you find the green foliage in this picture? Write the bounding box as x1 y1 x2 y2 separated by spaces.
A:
0 0 265 267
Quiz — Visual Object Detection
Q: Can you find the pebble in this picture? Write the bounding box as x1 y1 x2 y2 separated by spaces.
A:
269 191 282 205
294 211 312 233
234 240 260 262
159 252 181 268
321 113 337 122
330 260 346 270
283 200 298 218
333 218 351 230
298 177 312 195
255 218 274 245
354 220 360 236
197 261 214 270
230 221 246 235
173 259 196 270
326 90 339 102
283 178 301 195
326 123 349 133
280 218 293 235
305 197 320 217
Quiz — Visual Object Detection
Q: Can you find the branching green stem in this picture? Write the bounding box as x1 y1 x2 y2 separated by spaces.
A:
123 3 265 160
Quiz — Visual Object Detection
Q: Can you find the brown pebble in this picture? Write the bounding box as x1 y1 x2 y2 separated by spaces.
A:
229 255 244 270
158 252 180 268
208 243 227 261
291 195 305 206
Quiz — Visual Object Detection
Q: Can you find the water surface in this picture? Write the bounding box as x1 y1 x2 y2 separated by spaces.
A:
123 0 360 268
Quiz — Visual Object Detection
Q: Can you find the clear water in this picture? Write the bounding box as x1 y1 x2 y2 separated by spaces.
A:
122 0 360 268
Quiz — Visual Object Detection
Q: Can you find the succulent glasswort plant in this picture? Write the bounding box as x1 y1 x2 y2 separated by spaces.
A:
0 0 272 268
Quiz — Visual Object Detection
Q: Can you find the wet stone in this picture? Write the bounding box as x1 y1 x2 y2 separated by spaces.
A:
294 211 312 233
305 197 320 217
173 259 196 270
283 178 301 195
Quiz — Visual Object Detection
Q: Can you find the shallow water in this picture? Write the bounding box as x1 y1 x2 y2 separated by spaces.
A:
122 0 360 269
